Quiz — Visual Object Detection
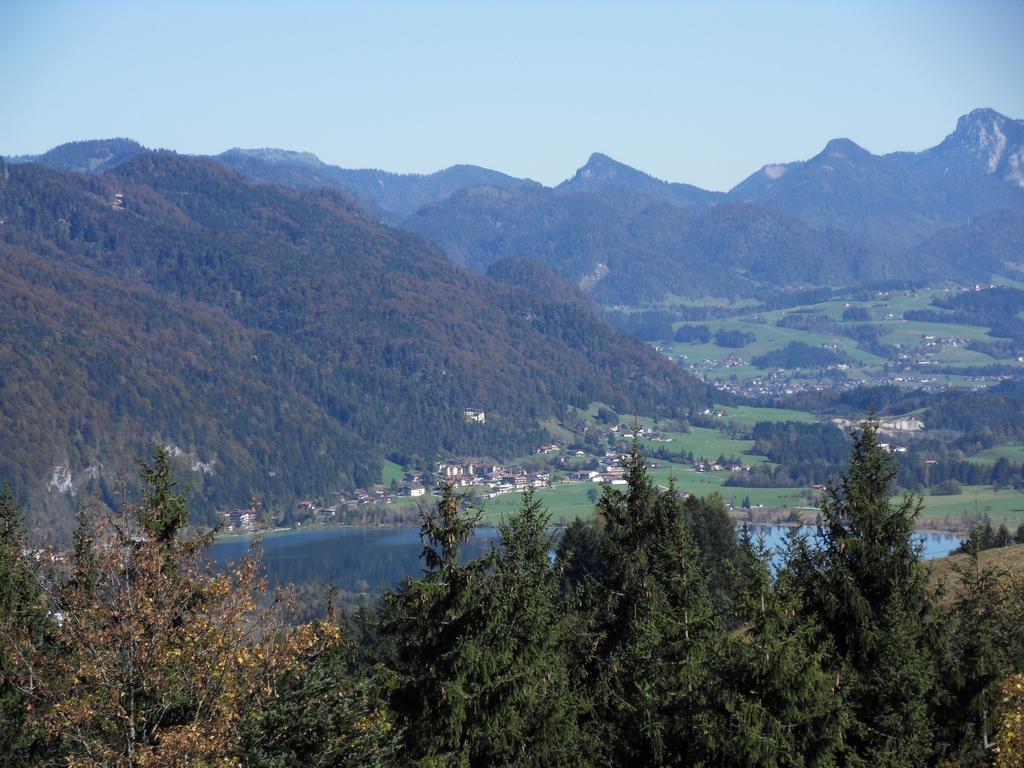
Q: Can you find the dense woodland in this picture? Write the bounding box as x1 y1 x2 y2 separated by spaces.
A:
0 155 710 542
3 423 1024 766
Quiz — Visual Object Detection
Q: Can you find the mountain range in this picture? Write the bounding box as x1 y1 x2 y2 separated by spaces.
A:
4 109 1024 535
0 152 709 541
10 108 1023 302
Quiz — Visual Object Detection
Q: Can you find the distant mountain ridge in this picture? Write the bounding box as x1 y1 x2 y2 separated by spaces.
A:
405 184 893 302
7 107 1023 301
730 108 1024 250
7 138 147 175
215 147 542 219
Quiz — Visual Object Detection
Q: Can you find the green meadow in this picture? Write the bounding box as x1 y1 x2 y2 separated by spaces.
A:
645 288 1024 383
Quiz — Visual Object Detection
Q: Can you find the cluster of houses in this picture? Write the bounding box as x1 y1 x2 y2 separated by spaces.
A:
566 464 627 486
434 461 552 494
324 460 559 514
216 412 725 531
693 458 751 473
603 423 674 443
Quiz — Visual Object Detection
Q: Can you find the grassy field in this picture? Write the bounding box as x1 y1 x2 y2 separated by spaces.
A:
967 444 1024 464
476 475 1024 529
561 404 821 513
477 483 596 524
918 486 1024 528
381 460 405 486
475 474 815 526
386 396 1024 532
646 425 770 463
648 288 1024 383
717 404 818 427
929 543 1024 602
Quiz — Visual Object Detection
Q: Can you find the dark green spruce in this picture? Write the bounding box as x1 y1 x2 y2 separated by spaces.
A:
580 441 723 766
785 419 941 766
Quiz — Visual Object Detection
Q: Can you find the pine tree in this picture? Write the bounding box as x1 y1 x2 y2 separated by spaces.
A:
583 439 723 766
473 487 582 767
554 515 604 600
786 418 940 766
0 483 50 765
379 482 495 765
138 444 189 548
682 491 741 613
716 532 846 767
235 627 400 768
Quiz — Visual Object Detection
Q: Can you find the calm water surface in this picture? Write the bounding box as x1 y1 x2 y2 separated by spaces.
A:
208 524 963 594
208 526 501 593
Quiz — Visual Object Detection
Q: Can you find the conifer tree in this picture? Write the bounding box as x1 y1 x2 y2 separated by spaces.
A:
379 482 495 766
716 532 846 767
935 531 1020 764
554 515 604 600
138 444 190 548
584 439 723 766
682 491 741 613
786 418 939 766
235 625 401 768
475 487 582 767
0 483 49 765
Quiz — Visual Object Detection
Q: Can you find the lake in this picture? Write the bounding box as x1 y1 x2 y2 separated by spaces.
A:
208 524 963 595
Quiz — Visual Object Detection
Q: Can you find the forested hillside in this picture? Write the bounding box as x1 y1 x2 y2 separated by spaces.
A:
0 154 710 541
6 138 147 175
406 186 891 302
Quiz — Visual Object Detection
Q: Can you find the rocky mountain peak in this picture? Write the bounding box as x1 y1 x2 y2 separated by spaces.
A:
947 108 1024 184
574 152 630 180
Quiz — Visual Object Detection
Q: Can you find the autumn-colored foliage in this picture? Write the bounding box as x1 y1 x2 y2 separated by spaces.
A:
25 449 348 766
995 674 1024 768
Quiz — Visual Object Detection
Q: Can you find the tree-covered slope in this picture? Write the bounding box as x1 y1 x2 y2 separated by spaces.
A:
6 138 148 175
902 209 1024 283
0 154 710 540
405 184 887 303
557 151 723 210
216 148 541 218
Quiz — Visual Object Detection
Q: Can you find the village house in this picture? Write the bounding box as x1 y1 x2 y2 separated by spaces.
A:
228 508 256 530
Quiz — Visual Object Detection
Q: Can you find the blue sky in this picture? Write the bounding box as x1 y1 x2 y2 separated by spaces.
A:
3 1 1022 190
